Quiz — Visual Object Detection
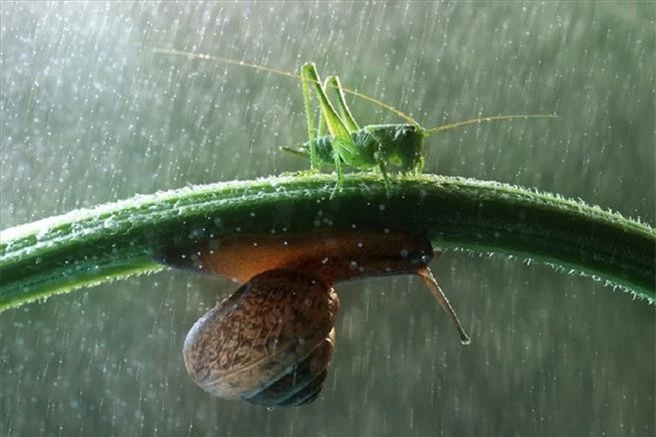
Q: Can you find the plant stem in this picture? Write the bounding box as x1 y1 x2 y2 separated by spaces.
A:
1 173 654 311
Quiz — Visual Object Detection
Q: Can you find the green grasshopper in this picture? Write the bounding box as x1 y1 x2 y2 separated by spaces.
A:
155 48 556 197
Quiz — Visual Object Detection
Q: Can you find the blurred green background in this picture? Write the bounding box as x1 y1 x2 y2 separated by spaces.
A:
1 2 654 436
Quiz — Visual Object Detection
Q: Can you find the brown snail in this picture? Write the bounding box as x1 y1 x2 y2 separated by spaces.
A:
159 228 469 407
183 269 339 406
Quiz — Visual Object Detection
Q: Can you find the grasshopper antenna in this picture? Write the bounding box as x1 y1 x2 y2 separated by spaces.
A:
153 48 420 126
154 49 556 134
424 113 558 138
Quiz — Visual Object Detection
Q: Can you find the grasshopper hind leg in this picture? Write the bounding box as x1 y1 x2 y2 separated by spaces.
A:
323 75 359 132
302 63 359 198
301 63 320 172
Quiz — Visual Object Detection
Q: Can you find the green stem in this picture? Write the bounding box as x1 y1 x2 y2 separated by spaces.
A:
1 173 654 311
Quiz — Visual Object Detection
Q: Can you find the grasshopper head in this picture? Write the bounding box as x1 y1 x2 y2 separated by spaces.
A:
393 124 425 173
367 124 425 174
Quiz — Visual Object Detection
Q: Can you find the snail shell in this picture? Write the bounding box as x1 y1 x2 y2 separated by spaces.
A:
183 269 339 407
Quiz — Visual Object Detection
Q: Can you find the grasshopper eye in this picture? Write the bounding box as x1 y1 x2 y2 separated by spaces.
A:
392 125 413 141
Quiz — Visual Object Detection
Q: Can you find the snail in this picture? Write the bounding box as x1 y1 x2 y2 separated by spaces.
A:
158 228 469 406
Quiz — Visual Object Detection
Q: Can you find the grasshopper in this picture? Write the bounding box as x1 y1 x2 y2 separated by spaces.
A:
155 49 556 197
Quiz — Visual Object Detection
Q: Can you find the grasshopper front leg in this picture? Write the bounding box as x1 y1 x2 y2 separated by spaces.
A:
364 126 392 193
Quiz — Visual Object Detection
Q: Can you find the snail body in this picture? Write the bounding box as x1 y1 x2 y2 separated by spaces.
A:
160 228 469 406
159 228 435 284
